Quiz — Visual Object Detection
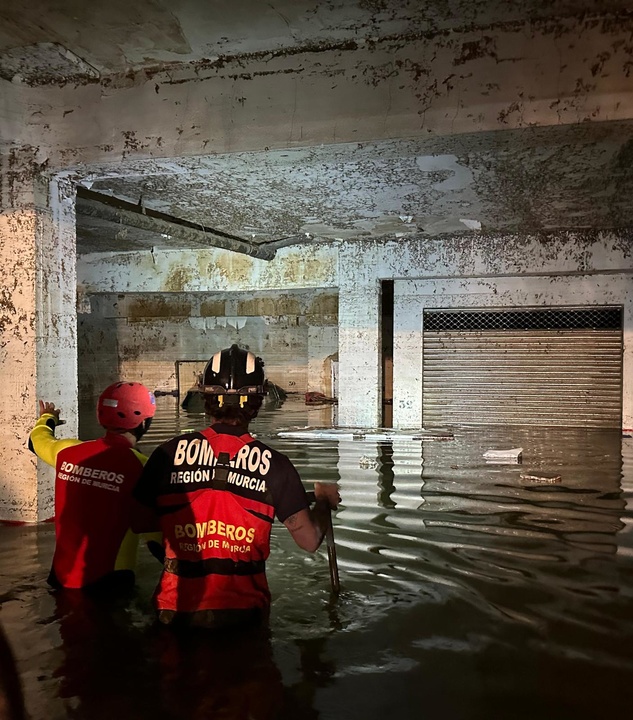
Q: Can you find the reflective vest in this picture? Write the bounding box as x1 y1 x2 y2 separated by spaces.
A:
154 429 276 612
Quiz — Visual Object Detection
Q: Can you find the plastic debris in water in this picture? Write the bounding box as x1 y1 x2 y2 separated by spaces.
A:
483 447 523 463
520 474 562 484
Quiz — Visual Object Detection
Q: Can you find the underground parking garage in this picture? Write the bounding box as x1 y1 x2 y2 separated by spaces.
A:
2 4 633 720
1 2 632 515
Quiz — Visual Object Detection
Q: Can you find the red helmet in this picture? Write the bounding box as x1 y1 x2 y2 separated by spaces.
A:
97 382 156 431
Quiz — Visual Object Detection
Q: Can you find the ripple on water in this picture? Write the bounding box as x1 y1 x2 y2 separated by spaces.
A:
3 397 633 719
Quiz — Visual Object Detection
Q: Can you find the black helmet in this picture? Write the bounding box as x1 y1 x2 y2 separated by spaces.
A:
202 345 267 407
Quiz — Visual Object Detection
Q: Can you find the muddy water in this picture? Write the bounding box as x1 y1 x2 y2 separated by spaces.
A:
1 396 632 720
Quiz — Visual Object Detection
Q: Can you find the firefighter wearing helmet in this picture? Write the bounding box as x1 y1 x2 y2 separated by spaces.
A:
28 382 157 590
133 345 340 628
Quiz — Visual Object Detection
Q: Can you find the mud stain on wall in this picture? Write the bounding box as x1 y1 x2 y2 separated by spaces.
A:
237 296 302 316
307 292 339 317
199 299 226 317
127 296 192 320
164 265 195 291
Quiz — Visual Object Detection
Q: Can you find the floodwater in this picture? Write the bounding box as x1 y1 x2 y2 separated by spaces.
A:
1 396 632 720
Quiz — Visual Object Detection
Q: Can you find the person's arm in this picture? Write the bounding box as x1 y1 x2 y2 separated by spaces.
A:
283 483 340 552
28 401 82 467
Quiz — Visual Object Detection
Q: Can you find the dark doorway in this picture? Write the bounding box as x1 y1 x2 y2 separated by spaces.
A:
381 280 394 427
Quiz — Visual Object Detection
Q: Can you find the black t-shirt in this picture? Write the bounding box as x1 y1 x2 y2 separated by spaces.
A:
134 423 309 523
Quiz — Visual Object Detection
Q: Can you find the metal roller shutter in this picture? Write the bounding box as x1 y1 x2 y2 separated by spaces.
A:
422 306 623 428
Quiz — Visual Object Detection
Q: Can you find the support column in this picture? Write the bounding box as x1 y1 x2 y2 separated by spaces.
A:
0 149 78 522
338 242 381 427
392 281 424 429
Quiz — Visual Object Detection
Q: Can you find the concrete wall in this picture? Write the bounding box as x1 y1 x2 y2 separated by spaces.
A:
338 232 633 429
78 231 633 430
78 289 339 401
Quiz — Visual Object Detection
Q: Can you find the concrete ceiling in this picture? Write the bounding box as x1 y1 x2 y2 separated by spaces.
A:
2 1 633 256
76 122 633 254
3 1 630 81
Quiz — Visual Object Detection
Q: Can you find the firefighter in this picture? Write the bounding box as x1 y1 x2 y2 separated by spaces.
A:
132 344 340 627
29 382 157 590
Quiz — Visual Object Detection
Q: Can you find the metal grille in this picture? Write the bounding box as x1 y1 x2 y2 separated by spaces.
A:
422 307 623 429
423 306 622 332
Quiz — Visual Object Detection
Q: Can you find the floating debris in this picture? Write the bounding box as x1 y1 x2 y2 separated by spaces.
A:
483 447 523 464
305 391 337 405
520 473 562 484
275 427 454 442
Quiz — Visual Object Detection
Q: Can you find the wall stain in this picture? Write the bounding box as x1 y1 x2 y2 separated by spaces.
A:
307 293 339 317
165 265 194 292
237 296 302 317
213 254 254 284
454 36 497 65
128 296 191 321
199 299 226 317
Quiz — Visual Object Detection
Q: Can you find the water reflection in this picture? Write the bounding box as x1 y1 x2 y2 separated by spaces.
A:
2 397 633 719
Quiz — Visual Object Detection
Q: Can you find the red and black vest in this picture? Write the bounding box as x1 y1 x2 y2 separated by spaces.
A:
154 429 277 613
53 434 144 588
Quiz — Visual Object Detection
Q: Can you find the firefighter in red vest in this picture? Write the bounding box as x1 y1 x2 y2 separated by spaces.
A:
28 382 157 590
132 345 340 627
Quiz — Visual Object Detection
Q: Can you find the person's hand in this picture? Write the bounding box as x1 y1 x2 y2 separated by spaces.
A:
39 400 60 421
314 482 340 510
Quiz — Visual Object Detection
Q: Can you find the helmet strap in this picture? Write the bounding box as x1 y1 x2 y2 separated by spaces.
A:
132 417 153 441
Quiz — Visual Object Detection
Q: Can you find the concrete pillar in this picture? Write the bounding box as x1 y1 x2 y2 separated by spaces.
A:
392 285 424 430
0 150 78 522
338 241 382 427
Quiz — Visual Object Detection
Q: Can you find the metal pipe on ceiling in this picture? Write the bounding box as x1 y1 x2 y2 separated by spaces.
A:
77 189 277 261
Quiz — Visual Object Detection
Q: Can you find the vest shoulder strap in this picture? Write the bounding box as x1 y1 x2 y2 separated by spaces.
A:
198 428 256 488
200 427 254 446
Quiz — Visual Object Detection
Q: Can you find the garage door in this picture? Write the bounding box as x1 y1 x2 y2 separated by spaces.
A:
422 306 623 428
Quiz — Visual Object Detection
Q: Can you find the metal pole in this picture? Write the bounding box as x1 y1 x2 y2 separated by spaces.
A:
306 491 340 595
324 507 340 595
